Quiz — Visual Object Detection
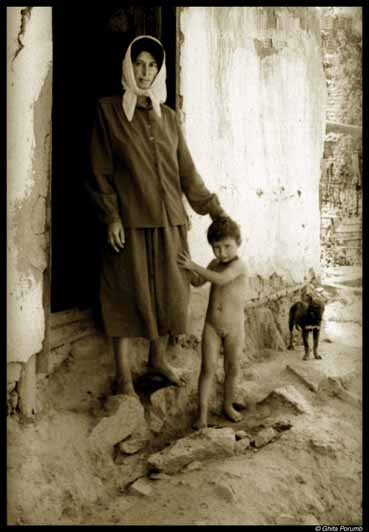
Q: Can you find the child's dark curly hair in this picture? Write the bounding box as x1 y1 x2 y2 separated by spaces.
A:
207 216 242 246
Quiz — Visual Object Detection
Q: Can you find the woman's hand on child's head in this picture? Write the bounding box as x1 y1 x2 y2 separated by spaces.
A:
177 251 193 270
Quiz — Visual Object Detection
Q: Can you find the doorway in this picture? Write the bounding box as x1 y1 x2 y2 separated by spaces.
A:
51 6 177 315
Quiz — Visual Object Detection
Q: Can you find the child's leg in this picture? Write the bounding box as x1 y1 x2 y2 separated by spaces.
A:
194 322 221 429
223 329 243 422
112 337 137 396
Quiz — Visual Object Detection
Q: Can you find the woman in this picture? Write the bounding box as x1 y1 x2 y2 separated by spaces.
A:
88 35 226 395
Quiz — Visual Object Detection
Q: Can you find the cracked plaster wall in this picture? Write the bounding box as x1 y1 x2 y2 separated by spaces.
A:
7 7 52 364
178 7 326 302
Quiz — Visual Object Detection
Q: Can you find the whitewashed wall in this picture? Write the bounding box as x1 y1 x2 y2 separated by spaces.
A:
179 7 326 290
7 7 52 364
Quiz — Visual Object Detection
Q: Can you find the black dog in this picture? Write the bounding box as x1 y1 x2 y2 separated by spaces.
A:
288 285 326 361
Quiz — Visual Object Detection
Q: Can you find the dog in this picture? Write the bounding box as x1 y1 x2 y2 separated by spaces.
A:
288 284 326 361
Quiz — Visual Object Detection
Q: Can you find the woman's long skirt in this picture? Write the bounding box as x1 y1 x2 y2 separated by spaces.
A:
100 217 190 339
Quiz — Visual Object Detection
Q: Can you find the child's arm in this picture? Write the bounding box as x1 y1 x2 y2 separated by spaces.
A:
178 252 246 286
190 271 207 287
187 259 218 287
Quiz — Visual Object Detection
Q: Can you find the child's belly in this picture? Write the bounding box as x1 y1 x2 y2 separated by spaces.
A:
206 301 244 336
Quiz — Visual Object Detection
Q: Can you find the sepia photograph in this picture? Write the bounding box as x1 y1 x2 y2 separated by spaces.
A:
6 4 362 526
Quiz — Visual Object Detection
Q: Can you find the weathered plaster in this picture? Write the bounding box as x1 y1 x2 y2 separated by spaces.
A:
7 7 52 364
11 7 33 63
178 7 326 290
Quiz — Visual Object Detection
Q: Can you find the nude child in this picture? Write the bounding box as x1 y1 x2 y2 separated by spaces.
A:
177 216 247 429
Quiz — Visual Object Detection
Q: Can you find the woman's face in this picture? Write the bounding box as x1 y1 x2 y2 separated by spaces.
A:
133 51 159 89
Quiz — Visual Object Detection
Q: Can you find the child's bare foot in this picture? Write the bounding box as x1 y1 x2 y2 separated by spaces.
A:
224 405 243 423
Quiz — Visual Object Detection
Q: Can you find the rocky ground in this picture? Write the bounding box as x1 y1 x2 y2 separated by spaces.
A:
7 266 362 526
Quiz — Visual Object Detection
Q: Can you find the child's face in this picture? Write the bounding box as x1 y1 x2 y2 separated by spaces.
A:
211 237 239 264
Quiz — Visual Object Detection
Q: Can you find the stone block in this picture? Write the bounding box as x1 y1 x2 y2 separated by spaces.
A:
260 384 313 415
286 363 326 392
148 411 164 434
114 454 147 487
254 427 277 448
147 427 236 474
235 430 251 440
129 477 153 497
149 384 197 430
149 388 167 416
309 437 338 458
118 432 149 455
234 382 260 407
235 437 251 454
88 395 146 452
318 377 361 407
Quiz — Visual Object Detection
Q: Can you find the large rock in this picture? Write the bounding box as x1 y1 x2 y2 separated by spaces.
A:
318 377 361 407
147 427 236 474
254 427 277 448
88 395 146 453
234 381 265 407
149 384 197 431
235 437 251 454
148 411 164 434
118 430 150 455
259 384 313 415
129 477 153 497
286 363 326 392
114 453 148 487
309 437 338 458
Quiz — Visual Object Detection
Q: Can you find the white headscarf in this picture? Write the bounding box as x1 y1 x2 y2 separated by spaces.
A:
121 35 167 122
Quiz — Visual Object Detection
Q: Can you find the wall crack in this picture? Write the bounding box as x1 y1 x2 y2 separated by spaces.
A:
12 7 33 64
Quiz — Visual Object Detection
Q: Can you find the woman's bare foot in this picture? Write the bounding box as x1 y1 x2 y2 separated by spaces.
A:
192 418 208 430
113 377 138 398
149 360 186 387
224 405 243 423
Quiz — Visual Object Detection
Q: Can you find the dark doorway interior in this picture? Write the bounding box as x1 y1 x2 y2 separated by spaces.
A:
51 6 177 314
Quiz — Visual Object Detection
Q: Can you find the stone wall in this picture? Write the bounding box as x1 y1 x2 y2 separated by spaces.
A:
178 7 326 315
319 7 362 267
177 7 327 351
7 7 53 412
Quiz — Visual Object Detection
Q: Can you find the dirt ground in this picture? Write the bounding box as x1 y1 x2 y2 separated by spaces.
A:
7 265 362 526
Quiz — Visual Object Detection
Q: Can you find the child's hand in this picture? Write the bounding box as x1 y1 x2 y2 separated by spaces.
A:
177 251 195 270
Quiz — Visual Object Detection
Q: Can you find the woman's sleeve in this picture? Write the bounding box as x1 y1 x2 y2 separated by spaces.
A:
87 100 121 224
176 117 226 220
